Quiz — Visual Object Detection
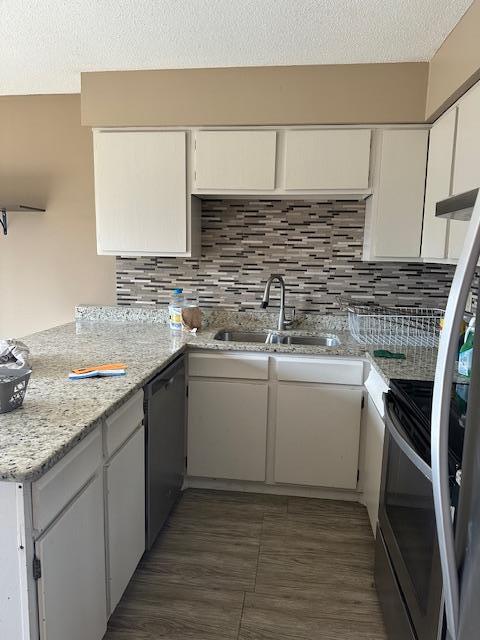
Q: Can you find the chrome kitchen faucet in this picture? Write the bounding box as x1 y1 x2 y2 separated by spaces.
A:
261 274 294 331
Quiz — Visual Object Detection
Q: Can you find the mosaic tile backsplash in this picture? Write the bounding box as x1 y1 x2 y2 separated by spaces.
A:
116 200 457 314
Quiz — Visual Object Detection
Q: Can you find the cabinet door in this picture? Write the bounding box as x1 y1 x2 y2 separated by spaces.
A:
106 426 145 615
274 384 363 489
36 474 106 640
453 83 480 195
421 110 456 260
361 395 385 535
94 130 187 254
367 129 429 259
194 130 276 190
285 129 371 190
447 85 480 260
447 220 469 260
187 379 268 481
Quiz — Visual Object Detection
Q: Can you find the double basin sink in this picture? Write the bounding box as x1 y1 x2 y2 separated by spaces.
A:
213 329 340 347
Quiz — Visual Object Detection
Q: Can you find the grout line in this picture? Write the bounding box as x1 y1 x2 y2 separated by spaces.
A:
255 534 262 578
252 511 268 594
286 496 293 514
235 591 247 640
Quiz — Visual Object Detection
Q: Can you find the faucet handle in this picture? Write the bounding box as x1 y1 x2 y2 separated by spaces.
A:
284 307 296 328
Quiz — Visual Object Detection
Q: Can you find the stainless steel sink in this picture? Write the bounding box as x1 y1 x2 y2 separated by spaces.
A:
213 330 340 347
213 330 271 343
270 335 340 347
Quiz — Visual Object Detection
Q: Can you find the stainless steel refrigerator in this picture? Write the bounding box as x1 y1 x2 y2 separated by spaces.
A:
432 188 480 640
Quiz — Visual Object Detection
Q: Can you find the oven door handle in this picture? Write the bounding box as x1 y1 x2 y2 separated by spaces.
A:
384 400 432 481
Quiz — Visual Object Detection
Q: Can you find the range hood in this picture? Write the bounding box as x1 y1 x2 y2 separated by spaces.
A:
0 204 46 236
436 188 480 221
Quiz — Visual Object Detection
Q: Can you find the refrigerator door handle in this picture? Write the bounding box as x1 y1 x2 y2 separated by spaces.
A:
432 192 480 640
384 400 432 481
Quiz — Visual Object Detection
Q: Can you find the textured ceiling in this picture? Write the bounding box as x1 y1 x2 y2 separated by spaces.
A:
0 0 474 95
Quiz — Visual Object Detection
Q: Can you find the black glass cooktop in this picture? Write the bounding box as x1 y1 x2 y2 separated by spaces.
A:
388 378 467 467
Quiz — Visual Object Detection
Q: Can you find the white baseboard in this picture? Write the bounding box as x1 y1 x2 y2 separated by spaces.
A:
184 476 361 502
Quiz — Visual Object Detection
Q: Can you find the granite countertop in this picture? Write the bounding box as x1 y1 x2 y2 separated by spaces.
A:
0 307 452 482
366 347 440 385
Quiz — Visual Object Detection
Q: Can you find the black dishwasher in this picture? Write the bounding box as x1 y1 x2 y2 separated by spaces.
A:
144 355 186 549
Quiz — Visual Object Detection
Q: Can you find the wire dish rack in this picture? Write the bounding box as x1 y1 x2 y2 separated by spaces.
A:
345 303 444 347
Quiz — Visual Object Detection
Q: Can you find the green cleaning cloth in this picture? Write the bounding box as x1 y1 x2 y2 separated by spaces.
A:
373 349 406 360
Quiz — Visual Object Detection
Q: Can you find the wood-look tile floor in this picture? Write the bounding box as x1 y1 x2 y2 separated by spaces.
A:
104 489 387 640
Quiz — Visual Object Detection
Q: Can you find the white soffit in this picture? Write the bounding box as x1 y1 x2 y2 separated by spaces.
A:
0 0 474 95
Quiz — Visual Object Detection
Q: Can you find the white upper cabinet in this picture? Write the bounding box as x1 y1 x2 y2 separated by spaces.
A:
284 129 371 190
448 218 469 261
421 110 456 260
448 83 480 260
363 129 429 261
193 130 277 190
94 129 199 257
453 82 480 195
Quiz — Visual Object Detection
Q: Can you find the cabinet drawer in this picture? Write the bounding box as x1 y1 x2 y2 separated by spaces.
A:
276 357 363 385
189 352 269 380
105 390 144 457
32 428 102 533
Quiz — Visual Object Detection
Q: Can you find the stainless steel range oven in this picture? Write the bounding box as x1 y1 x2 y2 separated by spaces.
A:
375 380 465 640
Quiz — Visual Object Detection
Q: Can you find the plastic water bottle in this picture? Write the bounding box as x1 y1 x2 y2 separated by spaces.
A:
458 317 475 377
168 288 184 332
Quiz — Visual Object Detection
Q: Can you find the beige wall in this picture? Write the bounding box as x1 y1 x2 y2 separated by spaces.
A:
80 0 480 128
427 0 480 120
1 7 478 339
0 94 116 338
81 63 428 127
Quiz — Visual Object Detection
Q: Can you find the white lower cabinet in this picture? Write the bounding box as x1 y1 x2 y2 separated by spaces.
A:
106 425 145 614
36 474 107 640
33 394 146 640
274 384 363 489
3 396 147 640
361 393 386 534
187 379 268 481
187 353 365 491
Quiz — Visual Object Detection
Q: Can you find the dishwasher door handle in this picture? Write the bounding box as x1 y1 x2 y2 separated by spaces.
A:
151 373 177 395
148 358 184 396
164 375 176 389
